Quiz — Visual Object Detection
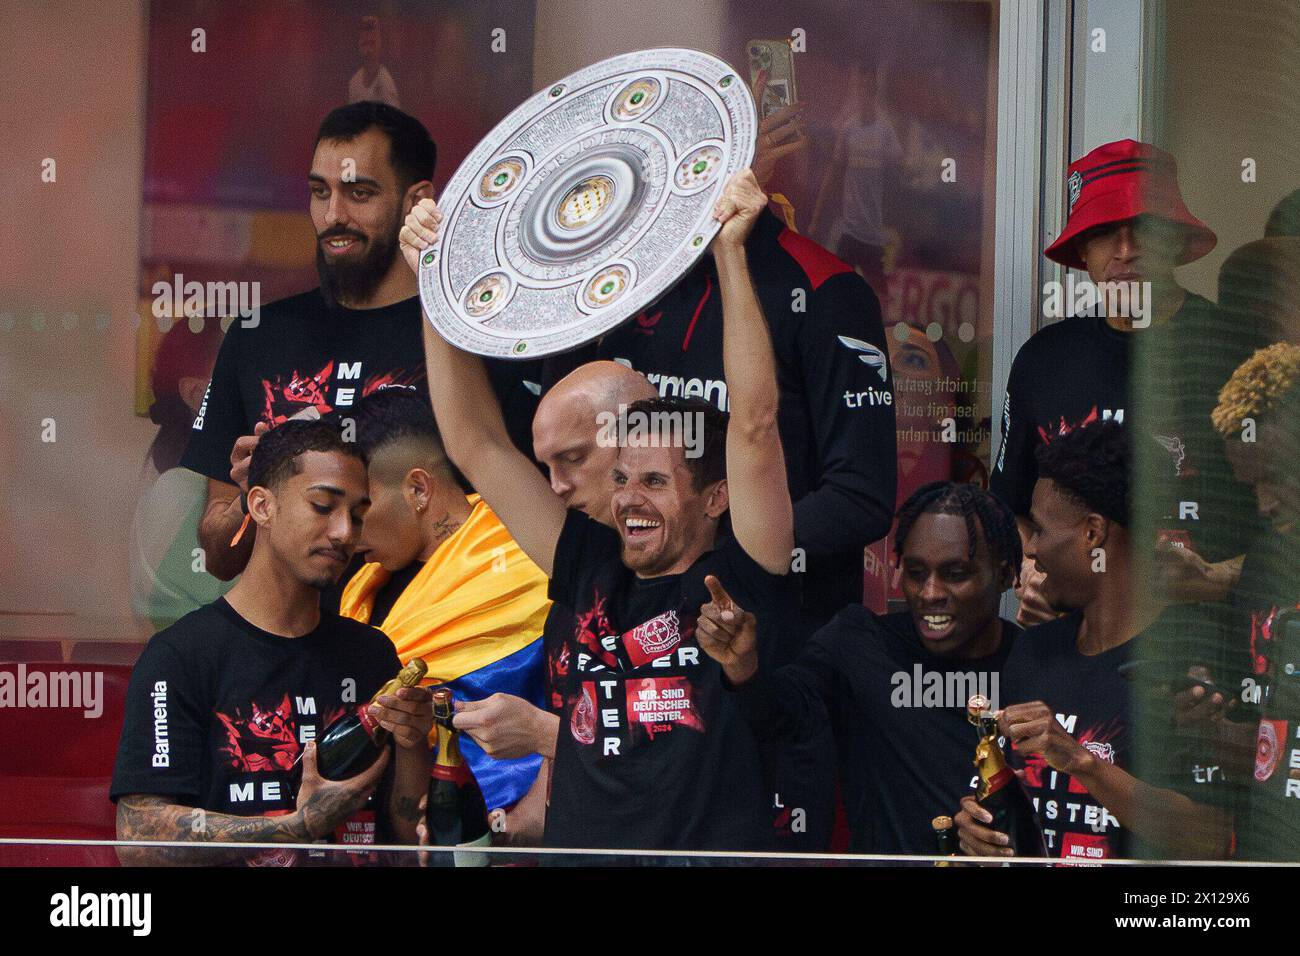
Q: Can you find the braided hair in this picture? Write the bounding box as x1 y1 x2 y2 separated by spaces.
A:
893 481 1022 586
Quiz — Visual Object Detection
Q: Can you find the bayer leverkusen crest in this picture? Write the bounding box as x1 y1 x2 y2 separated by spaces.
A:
1068 170 1083 215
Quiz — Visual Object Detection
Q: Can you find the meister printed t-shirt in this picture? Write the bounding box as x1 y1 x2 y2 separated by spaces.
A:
111 599 401 862
543 511 795 852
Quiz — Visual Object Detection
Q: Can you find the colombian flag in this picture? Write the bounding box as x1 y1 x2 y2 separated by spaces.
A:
340 495 550 811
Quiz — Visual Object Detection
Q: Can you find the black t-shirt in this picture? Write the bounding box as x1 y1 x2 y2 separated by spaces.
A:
180 289 541 485
1232 532 1300 701
110 598 401 861
542 510 795 851
543 209 897 626
1002 610 1227 862
735 607 1020 854
990 296 1264 561
1000 613 1132 861
1230 530 1300 860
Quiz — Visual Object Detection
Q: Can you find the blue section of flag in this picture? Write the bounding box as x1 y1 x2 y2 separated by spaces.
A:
440 638 545 812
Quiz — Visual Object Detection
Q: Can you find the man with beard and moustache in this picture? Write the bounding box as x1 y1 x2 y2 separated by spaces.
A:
182 101 540 585
402 169 798 853
112 420 434 865
956 421 1234 861
536 164 894 855
694 481 1024 854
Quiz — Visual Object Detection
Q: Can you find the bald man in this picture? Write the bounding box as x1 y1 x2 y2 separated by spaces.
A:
532 361 658 522
439 360 658 844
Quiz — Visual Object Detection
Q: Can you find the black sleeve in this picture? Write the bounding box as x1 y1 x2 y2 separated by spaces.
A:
110 636 207 804
178 322 247 486
548 510 622 607
732 629 842 742
711 530 805 670
359 625 403 686
989 343 1037 517
484 357 544 461
790 272 897 554
713 530 787 608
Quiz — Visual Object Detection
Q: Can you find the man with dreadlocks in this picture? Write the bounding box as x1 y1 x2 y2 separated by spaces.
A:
694 481 1022 854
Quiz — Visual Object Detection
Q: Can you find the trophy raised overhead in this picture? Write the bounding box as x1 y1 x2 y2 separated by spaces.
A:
417 48 757 358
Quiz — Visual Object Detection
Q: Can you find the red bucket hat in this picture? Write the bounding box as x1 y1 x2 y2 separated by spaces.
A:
1044 139 1216 270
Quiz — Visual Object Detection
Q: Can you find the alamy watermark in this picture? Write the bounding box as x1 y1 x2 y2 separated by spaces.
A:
891 664 999 710
0 664 103 718
152 272 261 328
50 886 151 936
595 403 705 459
1042 276 1151 327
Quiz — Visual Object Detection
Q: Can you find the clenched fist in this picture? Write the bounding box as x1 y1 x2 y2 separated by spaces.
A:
399 198 444 275
711 169 768 250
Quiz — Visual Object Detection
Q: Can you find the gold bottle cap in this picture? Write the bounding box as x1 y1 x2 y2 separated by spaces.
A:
432 687 452 706
400 658 429 685
932 815 954 831
967 694 989 717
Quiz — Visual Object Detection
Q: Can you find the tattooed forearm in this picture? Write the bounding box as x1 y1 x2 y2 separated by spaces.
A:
115 794 311 866
298 785 369 841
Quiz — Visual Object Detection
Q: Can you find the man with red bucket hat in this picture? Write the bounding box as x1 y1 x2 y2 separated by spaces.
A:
992 139 1268 625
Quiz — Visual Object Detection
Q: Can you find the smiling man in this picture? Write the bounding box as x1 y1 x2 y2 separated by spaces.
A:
399 169 797 852
181 101 539 584
112 420 434 865
694 481 1022 854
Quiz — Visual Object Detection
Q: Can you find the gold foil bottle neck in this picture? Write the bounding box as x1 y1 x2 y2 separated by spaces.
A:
432 688 463 767
973 736 1009 799
368 658 430 704
400 658 429 685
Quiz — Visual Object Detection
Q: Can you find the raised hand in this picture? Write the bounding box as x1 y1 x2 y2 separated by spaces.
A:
697 574 759 684
229 420 271 492
399 198 443 275
1014 558 1057 626
711 169 769 250
752 69 808 188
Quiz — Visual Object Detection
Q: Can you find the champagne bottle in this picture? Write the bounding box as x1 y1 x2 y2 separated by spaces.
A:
932 814 960 863
426 688 489 849
314 659 429 781
966 695 1048 856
